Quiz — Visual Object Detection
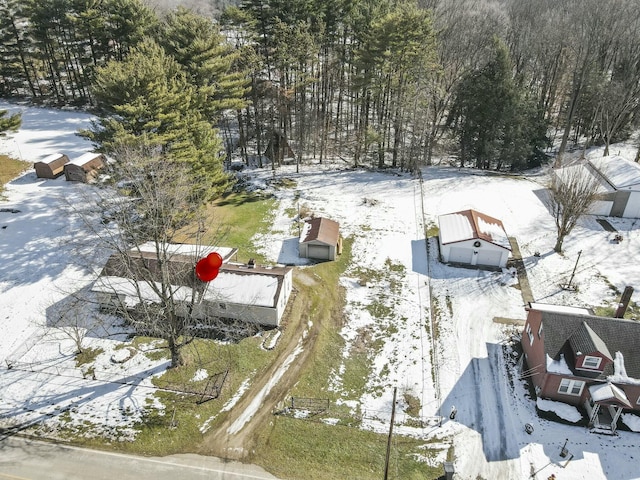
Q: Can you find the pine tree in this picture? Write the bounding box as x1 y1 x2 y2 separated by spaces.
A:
449 38 547 170
158 7 249 123
0 109 22 134
82 39 229 199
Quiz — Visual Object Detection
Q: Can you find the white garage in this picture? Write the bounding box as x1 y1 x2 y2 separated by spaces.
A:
438 209 511 269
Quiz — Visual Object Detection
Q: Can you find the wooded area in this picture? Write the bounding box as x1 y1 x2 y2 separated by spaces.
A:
2 0 640 173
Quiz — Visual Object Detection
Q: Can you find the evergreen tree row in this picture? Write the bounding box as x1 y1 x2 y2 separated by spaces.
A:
2 0 640 173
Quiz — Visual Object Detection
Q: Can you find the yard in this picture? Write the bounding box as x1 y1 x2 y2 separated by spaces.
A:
1 100 640 480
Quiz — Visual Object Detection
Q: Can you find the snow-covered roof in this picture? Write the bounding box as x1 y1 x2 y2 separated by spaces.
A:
38 152 68 164
588 383 631 408
93 268 283 308
68 152 104 166
554 162 614 194
588 155 640 191
94 246 291 310
135 242 237 262
438 209 511 249
528 303 592 315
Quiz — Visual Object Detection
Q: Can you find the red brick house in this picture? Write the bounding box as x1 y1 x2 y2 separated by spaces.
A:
521 303 640 433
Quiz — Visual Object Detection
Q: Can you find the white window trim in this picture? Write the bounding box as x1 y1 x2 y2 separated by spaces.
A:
558 378 585 396
526 323 534 345
537 323 543 339
637 395 640 406
580 355 602 369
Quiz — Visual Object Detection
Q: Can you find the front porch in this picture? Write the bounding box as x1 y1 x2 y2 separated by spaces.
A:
584 383 632 434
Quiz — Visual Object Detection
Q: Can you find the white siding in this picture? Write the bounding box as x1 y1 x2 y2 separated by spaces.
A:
477 249 503 267
449 247 473 264
622 192 640 218
590 200 613 216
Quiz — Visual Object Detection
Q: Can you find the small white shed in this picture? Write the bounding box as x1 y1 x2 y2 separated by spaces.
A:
587 155 640 218
299 217 341 261
438 209 511 268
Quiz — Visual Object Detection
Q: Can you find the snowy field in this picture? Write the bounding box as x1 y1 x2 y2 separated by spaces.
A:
1 100 640 479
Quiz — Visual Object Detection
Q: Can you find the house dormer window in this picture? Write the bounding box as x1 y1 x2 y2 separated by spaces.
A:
582 355 601 369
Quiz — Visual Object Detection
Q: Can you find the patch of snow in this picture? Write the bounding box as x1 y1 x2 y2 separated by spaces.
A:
621 413 640 432
609 351 640 385
546 354 573 375
191 369 208 382
536 398 583 423
227 341 304 435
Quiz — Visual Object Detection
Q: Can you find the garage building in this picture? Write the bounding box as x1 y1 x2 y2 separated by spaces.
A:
438 209 511 269
299 217 341 261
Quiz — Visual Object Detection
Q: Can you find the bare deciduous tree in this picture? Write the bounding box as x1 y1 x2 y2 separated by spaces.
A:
76 147 256 368
546 164 600 253
46 291 112 355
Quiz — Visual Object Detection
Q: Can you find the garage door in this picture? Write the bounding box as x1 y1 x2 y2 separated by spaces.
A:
308 244 331 260
449 247 473 264
477 249 503 266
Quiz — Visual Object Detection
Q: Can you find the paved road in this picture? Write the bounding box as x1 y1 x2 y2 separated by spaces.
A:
0 436 278 480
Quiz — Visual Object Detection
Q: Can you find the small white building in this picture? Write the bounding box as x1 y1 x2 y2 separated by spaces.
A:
553 155 640 218
299 217 341 261
438 209 511 268
91 243 293 328
586 155 640 217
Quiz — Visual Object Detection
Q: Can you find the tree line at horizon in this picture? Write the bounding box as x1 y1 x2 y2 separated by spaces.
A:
2 0 640 176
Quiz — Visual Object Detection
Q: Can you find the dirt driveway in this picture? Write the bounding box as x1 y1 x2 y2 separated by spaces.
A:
198 270 341 460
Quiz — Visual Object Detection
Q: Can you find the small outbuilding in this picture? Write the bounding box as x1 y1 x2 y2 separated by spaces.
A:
64 152 106 182
34 153 69 179
438 209 511 268
299 217 341 261
555 155 640 218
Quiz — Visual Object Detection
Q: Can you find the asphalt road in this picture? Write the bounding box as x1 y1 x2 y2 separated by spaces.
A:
0 436 278 480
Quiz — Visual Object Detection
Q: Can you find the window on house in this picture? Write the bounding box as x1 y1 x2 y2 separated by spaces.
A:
558 378 585 396
582 355 601 369
537 323 543 338
637 396 640 405
526 323 534 345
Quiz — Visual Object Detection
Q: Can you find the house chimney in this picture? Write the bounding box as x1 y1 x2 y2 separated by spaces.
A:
614 286 634 318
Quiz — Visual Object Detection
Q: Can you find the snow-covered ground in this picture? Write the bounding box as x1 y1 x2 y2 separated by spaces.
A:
1 100 640 479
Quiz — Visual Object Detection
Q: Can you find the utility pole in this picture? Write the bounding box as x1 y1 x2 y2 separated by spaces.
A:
384 387 397 480
563 250 582 290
